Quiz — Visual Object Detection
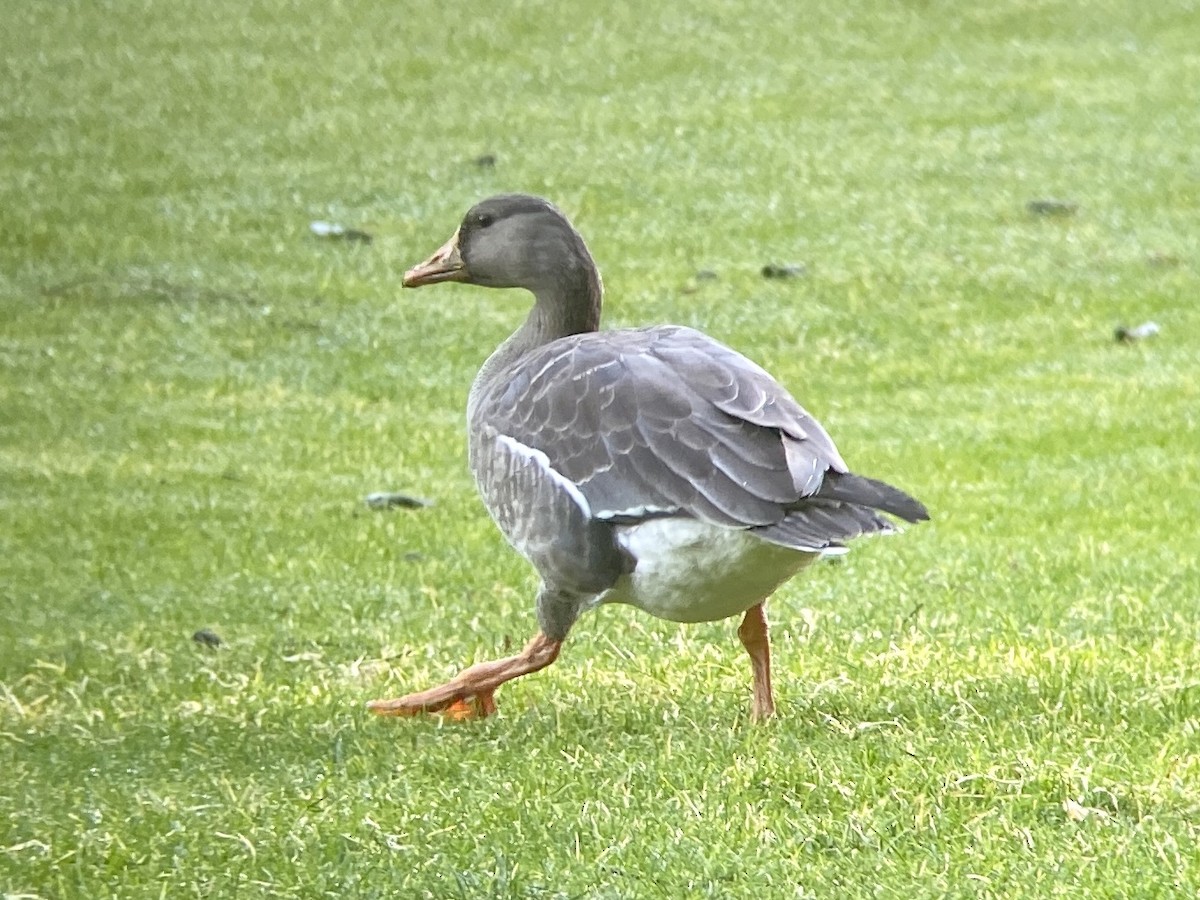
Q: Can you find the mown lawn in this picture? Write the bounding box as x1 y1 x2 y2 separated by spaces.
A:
2 1 1199 897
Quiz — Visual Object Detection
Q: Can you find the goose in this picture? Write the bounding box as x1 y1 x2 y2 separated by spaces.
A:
367 194 927 721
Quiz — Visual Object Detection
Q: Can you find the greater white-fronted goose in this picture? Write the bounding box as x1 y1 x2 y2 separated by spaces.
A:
368 194 928 721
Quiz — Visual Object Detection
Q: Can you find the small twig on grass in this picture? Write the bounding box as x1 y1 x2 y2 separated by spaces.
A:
900 603 924 631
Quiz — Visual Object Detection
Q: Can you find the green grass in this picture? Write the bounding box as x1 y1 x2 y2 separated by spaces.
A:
3 0 1200 896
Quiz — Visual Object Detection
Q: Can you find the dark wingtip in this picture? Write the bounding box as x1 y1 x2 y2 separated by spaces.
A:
817 472 930 524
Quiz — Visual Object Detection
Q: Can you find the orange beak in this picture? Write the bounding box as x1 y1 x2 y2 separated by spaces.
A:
403 229 467 287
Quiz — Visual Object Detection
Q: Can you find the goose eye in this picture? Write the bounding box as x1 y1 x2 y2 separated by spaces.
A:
476 213 495 229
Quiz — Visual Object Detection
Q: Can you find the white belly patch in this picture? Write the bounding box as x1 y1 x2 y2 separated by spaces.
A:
599 519 820 623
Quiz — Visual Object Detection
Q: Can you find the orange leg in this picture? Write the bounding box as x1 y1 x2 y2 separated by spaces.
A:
367 632 562 719
737 603 776 722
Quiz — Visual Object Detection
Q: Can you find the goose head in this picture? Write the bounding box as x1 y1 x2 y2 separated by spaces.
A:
403 194 599 300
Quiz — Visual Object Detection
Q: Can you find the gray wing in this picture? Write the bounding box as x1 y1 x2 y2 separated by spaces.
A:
472 325 927 578
474 326 901 536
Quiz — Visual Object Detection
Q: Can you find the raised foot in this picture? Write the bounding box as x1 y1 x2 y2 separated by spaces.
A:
366 632 561 721
366 687 497 719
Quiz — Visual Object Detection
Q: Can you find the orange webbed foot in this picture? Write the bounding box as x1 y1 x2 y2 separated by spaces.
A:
366 686 496 719
366 633 560 721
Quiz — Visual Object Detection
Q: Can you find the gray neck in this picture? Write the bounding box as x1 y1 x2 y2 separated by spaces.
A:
468 247 602 424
